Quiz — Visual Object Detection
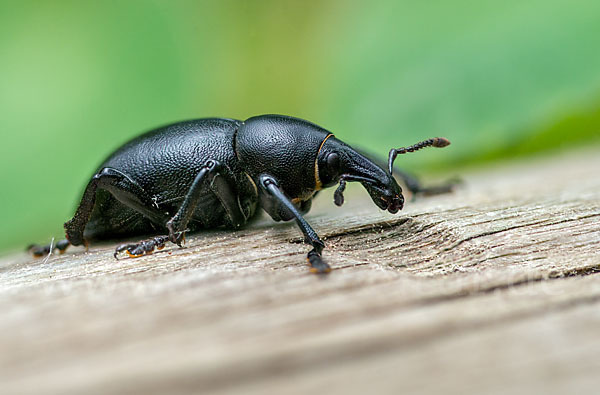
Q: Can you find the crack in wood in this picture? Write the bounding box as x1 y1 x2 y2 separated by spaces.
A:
442 212 600 252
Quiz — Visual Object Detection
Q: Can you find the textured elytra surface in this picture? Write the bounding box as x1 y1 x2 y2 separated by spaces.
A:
1 148 599 395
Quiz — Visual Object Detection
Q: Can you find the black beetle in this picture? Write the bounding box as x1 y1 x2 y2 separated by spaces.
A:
29 115 451 273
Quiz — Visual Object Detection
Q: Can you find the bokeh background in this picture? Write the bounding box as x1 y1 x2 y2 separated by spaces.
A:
1 0 600 253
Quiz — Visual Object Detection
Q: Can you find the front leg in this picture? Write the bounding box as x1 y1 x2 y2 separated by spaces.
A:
258 174 330 274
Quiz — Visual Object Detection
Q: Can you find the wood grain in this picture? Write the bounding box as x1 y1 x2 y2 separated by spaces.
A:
1 148 599 395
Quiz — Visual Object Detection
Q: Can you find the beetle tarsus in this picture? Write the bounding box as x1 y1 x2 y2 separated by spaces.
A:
114 235 169 260
307 250 331 274
28 239 70 258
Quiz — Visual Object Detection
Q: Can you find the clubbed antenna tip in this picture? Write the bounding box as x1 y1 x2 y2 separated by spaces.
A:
432 137 451 148
388 137 451 174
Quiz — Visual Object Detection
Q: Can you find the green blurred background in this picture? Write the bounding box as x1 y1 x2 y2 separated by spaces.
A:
1 0 600 253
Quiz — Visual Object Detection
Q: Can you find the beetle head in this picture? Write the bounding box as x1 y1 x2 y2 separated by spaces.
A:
316 137 404 213
317 135 451 212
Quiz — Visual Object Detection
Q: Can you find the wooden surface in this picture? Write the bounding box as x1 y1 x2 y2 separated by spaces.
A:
1 148 599 395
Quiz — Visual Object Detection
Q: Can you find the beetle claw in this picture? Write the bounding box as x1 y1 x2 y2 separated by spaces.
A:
307 250 331 274
113 235 169 259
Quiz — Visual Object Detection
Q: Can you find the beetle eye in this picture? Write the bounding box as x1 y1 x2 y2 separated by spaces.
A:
326 152 340 173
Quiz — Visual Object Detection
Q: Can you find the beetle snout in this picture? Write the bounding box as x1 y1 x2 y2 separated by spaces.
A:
385 192 404 214
378 191 403 214
368 185 404 213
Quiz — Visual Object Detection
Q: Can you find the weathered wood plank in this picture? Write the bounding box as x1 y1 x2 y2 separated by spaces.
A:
1 148 599 394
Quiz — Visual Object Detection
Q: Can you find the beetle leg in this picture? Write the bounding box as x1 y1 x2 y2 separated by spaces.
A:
333 178 347 206
114 235 169 259
166 160 247 245
298 196 313 214
28 239 70 257
392 169 460 198
64 167 171 247
258 174 330 274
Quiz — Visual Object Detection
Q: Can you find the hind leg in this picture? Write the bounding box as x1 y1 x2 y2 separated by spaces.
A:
64 167 171 247
31 167 170 258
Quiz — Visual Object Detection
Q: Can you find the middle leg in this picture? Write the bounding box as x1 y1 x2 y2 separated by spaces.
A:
115 160 248 258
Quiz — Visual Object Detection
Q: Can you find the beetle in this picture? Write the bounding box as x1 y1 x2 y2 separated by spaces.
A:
29 114 451 273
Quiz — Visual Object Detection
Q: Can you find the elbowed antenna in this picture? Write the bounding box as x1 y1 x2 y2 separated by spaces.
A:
388 137 450 174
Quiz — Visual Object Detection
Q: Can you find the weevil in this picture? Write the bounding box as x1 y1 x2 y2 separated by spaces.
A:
29 115 451 273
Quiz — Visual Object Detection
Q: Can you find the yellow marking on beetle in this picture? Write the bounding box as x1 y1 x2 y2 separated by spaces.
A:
292 190 319 206
245 173 258 196
314 133 335 191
